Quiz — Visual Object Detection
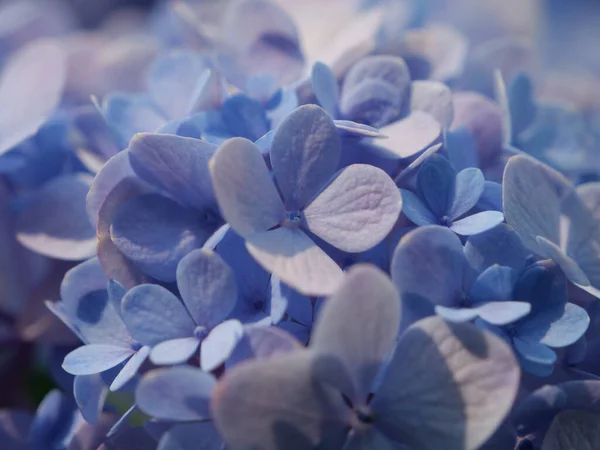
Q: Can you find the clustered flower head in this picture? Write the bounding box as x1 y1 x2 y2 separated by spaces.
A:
1 0 600 449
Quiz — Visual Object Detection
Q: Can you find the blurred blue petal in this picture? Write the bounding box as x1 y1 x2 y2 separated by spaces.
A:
210 137 284 237
28 390 80 449
448 168 485 221
311 265 400 403
446 127 479 171
150 337 200 366
373 111 441 159
342 55 410 103
450 211 505 236
63 344 133 376
340 79 404 128
16 174 96 260
311 62 340 117
410 80 454 129
543 411 600 450
200 319 244 372
128 133 217 211
221 94 270 141
270 105 341 210
111 194 212 282
227 325 302 368
121 284 195 346
158 422 223 450
73 374 107 424
177 249 237 328
136 366 216 421
0 39 66 154
304 164 401 253
246 227 344 296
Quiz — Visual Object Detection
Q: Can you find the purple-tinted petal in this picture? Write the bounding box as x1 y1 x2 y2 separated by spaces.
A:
74 374 107 424
177 249 237 328
304 164 401 253
373 111 441 159
536 236 590 286
371 317 520 450
16 174 96 260
475 302 531 326
450 211 505 236
448 168 485 221
0 39 66 154
111 194 213 282
543 411 600 450
158 422 223 450
311 264 400 403
311 62 340 117
136 366 216 421
340 79 404 128
503 155 565 254
227 325 303 368
212 351 348 450
62 344 134 376
464 224 528 273
200 319 244 372
493 71 512 147
470 265 516 303
121 284 196 346
434 305 479 322
410 80 453 129
246 227 344 296
391 226 465 307
210 137 284 237
128 133 217 211
342 55 410 102
150 337 200 366
270 105 341 210
29 390 80 449
147 51 210 119
0 410 31 448
110 345 150 391
399 189 436 226
334 120 383 138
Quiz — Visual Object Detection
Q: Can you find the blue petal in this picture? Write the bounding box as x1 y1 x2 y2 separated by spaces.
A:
270 105 341 210
150 337 200 366
508 72 536 139
391 226 465 307
475 302 531 326
74 374 107 424
470 265 516 303
63 345 133 376
136 366 216 421
311 62 340 117
334 120 383 138
448 168 485 221
513 338 557 365
341 55 410 103
303 164 402 253
477 181 503 212
372 111 441 159
121 284 196 346
28 390 80 449
221 94 270 141
110 345 151 391
537 303 590 348
464 224 529 273
434 305 479 322
450 211 505 236
110 194 213 282
340 79 404 128
200 319 244 372
0 40 66 154
177 249 237 328
417 154 456 218
410 80 454 129
210 137 285 237
399 189 436 226
128 133 217 211
16 174 96 260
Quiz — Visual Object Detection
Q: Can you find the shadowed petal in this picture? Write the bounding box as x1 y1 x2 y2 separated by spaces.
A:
448 168 485 221
399 189 436 226
311 62 340 117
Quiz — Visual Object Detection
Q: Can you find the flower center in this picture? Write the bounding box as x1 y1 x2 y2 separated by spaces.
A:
354 405 377 425
283 210 302 227
131 341 142 351
253 299 265 311
194 326 209 340
440 215 452 227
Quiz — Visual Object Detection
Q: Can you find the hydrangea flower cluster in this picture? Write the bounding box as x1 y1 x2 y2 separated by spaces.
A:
1 0 600 449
